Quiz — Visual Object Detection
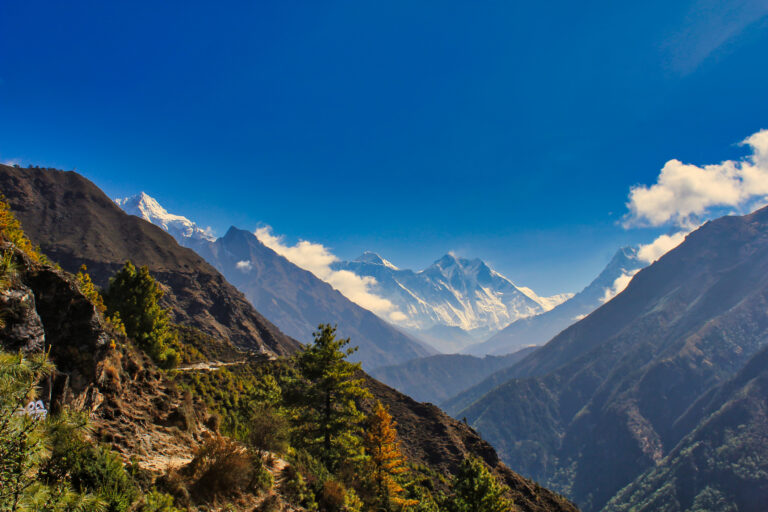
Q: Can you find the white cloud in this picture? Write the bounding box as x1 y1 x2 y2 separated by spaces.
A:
388 311 408 322
624 129 768 229
235 260 252 272
601 268 640 304
636 231 689 264
254 226 408 321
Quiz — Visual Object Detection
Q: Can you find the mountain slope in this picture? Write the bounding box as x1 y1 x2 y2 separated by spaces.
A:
0 240 213 479
183 226 434 369
361 374 578 512
604 343 768 512
465 247 642 356
0 208 576 512
455 207 768 511
335 252 569 351
1 171 576 511
370 346 537 404
0 165 299 356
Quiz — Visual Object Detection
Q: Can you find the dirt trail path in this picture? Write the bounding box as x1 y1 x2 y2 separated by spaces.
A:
175 360 246 372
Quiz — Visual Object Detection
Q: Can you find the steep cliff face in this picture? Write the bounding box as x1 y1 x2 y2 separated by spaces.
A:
0 164 299 356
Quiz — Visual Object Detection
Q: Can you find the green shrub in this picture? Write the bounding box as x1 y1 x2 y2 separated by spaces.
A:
0 195 46 263
42 420 138 512
140 490 183 512
0 351 106 512
104 261 179 369
279 463 317 510
443 456 514 512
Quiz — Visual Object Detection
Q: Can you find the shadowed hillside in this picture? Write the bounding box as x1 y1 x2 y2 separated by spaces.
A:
371 347 536 404
0 164 299 356
455 207 768 511
604 343 768 512
185 226 434 370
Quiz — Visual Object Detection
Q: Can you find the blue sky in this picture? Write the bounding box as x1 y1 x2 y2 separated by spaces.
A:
1 1 767 294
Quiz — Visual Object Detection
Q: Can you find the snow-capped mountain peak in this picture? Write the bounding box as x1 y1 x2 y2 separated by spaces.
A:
516 286 574 311
465 246 644 356
115 192 215 242
355 251 399 270
334 252 571 351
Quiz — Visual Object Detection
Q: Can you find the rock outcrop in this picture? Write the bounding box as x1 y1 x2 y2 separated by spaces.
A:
0 243 208 472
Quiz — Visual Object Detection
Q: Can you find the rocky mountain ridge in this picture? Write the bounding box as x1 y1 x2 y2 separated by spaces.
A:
465 247 643 356
184 226 434 369
0 165 299 357
335 251 571 351
452 206 768 511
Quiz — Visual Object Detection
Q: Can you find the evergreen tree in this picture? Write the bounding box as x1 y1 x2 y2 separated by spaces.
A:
364 401 418 511
444 456 514 512
290 324 370 471
0 351 106 512
103 261 179 369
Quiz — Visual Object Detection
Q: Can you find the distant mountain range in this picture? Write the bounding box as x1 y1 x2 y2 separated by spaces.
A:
464 247 643 355
115 191 650 367
357 248 644 403
117 193 433 369
116 192 576 353
334 252 572 352
370 347 537 405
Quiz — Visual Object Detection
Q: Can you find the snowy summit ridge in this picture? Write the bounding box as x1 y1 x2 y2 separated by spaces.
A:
334 252 572 351
115 192 216 242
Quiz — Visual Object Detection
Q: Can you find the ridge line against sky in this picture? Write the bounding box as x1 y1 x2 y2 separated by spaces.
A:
257 127 768 305
1 1 767 294
114 127 768 317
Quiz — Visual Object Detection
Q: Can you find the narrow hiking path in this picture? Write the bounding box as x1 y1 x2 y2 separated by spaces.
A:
174 360 247 372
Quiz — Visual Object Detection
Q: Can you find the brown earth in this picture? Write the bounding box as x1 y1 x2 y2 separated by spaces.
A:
0 164 299 356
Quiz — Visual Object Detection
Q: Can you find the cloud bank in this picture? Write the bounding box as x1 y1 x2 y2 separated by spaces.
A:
636 232 688 264
625 129 768 228
254 226 407 322
601 268 640 304
604 130 768 302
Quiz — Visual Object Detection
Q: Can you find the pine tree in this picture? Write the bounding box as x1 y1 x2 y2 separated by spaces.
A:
290 324 371 472
365 401 418 511
0 351 106 512
444 456 514 512
103 261 179 368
